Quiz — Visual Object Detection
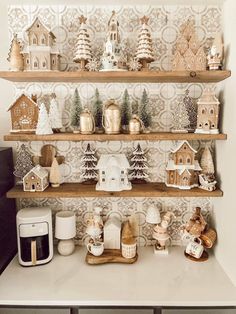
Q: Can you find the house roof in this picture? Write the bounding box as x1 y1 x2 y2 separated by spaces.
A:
97 154 130 169
25 17 56 39
197 87 220 105
171 140 197 154
104 216 121 230
166 159 202 171
7 94 38 111
23 165 48 181
178 168 192 176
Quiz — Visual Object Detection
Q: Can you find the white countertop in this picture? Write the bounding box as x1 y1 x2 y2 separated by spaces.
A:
0 247 236 307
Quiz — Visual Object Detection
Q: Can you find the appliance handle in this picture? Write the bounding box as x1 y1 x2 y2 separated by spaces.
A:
31 240 37 266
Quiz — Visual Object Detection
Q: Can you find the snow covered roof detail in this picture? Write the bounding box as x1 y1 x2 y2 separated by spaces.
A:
23 165 48 180
25 17 56 39
97 154 130 169
171 140 197 154
7 94 37 111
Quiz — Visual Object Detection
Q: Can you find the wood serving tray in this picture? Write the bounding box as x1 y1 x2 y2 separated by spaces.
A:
86 249 138 265
184 250 209 262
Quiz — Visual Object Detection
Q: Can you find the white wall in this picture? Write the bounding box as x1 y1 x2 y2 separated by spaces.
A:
213 0 236 287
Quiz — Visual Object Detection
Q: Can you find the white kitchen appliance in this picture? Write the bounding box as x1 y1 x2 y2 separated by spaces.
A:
16 207 53 266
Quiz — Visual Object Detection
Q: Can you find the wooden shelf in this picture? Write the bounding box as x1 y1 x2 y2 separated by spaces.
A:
4 132 227 142
6 183 223 198
0 70 231 83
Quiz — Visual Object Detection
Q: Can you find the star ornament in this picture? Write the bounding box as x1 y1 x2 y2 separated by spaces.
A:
140 15 149 25
79 15 87 25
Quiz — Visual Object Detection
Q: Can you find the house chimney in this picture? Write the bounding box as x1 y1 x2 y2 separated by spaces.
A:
31 94 37 103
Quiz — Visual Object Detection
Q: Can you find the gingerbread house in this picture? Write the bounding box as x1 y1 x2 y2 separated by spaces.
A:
22 17 60 71
23 165 49 192
166 141 201 190
8 94 38 133
195 87 220 134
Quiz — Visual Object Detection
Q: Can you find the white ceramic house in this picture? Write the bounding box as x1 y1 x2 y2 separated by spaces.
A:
96 154 132 192
104 216 121 249
22 17 60 71
23 165 49 192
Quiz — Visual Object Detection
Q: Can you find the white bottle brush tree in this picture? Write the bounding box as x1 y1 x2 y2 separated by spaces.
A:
81 143 98 184
93 88 103 132
49 97 62 133
121 89 132 131
139 89 151 132
73 15 92 71
49 157 61 188
171 97 190 133
129 143 148 184
135 16 154 70
71 88 82 133
200 145 215 175
36 103 53 135
13 144 34 182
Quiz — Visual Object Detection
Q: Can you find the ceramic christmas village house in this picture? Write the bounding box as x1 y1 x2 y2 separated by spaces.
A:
22 17 60 71
8 94 38 133
96 154 132 192
23 165 49 192
104 216 122 249
166 141 201 190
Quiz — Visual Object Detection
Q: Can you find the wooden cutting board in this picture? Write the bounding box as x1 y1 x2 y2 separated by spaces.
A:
86 249 138 265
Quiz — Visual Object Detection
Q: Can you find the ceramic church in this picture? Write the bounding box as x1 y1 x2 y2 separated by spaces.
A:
166 141 202 190
100 11 126 71
23 165 49 192
8 94 38 133
195 87 220 134
96 154 132 192
22 17 60 71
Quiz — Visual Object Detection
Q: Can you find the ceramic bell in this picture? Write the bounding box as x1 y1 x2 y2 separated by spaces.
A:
102 100 121 134
146 203 161 224
80 108 95 134
129 115 143 134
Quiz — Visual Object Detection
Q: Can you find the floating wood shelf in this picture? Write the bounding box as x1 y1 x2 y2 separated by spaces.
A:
0 70 231 83
6 183 223 198
4 132 227 142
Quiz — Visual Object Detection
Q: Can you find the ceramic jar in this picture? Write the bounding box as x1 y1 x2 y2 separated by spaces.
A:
129 115 143 134
80 108 95 134
102 100 121 134
121 239 137 259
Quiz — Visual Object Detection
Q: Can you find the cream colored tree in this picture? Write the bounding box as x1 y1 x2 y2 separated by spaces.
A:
36 103 53 135
136 16 154 70
49 98 62 132
7 34 24 71
73 15 92 71
49 157 61 188
200 145 215 174
171 100 190 133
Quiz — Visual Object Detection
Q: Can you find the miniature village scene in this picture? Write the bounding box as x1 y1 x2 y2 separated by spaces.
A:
6 5 225 266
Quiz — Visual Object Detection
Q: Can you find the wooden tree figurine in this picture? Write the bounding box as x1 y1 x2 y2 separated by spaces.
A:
49 157 61 188
81 143 98 184
93 88 103 133
13 144 34 182
139 89 151 132
36 103 53 135
71 88 82 133
73 15 92 71
136 16 154 70
7 34 24 71
121 89 131 131
129 143 148 184
49 97 62 133
171 98 190 133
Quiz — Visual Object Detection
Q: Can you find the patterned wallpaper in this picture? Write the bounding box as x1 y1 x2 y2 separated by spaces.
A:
9 4 222 246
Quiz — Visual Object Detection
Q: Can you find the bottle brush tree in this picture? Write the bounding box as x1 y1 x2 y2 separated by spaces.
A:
121 89 131 129
71 88 82 132
36 103 53 135
49 98 62 132
139 89 151 130
93 88 103 131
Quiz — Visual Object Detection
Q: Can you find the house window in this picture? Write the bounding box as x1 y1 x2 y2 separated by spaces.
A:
184 145 187 149
40 34 46 45
42 61 47 68
121 170 124 174
212 124 215 128
37 24 40 28
52 59 55 65
31 176 35 180
33 57 39 69
210 109 214 114
187 157 191 164
32 34 37 45
199 123 202 127
121 178 124 182
14 108 21 116
183 177 188 181
102 178 105 182
26 59 29 64
202 109 205 114
102 171 105 174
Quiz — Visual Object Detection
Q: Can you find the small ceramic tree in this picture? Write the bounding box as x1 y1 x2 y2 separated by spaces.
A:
36 103 53 135
7 34 24 71
136 16 154 70
49 98 62 133
93 88 103 133
13 144 34 183
183 90 197 132
81 143 98 184
171 99 190 133
49 157 61 188
129 143 148 184
71 88 82 133
121 89 131 131
139 89 151 132
73 15 92 71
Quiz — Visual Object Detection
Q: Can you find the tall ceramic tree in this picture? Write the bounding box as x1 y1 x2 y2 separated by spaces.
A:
13 144 34 182
49 98 62 133
36 103 53 135
93 88 103 132
139 89 151 132
129 143 148 184
81 143 98 184
121 89 131 131
70 88 82 133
